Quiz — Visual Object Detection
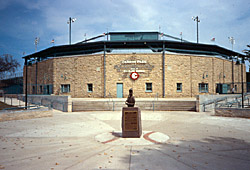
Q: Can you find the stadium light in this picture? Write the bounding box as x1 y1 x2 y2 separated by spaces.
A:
67 17 76 45
228 37 235 51
192 16 200 43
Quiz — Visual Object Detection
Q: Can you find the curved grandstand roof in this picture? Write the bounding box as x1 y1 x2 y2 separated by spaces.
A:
23 32 246 61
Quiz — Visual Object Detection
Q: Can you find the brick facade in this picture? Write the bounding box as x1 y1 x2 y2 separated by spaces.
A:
23 53 246 98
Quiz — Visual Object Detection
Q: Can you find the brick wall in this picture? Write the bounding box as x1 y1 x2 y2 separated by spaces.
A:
23 53 246 98
53 55 103 98
23 59 54 95
106 53 162 98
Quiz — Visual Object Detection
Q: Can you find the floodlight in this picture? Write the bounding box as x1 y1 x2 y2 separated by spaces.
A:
192 16 200 43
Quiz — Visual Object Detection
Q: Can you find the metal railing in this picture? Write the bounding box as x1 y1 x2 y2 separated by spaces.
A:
216 95 249 108
107 92 115 111
200 94 250 112
1 94 41 111
1 94 69 112
152 93 159 111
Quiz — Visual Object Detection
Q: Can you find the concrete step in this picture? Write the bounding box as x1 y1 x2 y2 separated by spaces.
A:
72 100 197 112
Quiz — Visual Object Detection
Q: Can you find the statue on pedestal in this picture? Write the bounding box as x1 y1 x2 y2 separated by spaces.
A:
125 88 135 107
122 88 141 138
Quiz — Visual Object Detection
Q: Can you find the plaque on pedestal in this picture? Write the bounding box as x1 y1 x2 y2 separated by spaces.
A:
122 107 142 138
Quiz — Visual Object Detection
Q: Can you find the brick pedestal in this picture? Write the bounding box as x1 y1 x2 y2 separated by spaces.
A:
122 107 142 138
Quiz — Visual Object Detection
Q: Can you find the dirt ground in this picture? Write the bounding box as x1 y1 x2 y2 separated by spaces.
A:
0 101 18 110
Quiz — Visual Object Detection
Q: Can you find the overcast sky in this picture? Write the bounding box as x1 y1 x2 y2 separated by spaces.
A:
0 0 250 71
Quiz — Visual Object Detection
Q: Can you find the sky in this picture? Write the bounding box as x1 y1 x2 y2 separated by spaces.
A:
0 0 250 72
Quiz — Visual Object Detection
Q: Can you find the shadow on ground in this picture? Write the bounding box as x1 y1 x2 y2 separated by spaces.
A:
121 136 250 170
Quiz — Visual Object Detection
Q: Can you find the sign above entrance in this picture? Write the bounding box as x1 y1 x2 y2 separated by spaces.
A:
130 72 139 80
114 57 154 78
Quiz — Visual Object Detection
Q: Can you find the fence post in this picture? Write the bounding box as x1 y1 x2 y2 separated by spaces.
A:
51 100 53 110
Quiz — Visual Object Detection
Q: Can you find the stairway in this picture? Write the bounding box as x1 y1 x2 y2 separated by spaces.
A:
72 100 196 112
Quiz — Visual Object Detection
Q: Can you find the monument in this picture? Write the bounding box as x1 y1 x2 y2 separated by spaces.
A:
122 88 142 138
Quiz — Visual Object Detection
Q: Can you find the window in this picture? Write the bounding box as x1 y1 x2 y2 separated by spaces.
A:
87 84 93 92
47 85 50 94
199 83 208 93
32 86 35 94
61 84 70 93
145 83 152 92
40 85 43 94
177 83 182 92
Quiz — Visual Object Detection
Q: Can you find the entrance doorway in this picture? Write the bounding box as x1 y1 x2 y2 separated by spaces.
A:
216 83 229 94
117 83 123 98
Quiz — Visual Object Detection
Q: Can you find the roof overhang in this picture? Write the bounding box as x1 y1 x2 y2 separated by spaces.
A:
23 40 246 61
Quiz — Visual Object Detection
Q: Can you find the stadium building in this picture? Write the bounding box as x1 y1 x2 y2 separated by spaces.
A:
23 32 247 98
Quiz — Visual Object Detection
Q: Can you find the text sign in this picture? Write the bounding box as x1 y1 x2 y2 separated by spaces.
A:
114 57 154 78
124 111 138 131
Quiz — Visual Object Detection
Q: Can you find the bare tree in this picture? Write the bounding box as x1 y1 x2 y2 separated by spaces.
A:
0 54 20 79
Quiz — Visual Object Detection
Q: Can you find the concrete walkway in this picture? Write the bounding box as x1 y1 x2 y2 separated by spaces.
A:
0 110 250 170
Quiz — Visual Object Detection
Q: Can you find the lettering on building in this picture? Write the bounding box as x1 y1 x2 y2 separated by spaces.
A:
114 57 154 78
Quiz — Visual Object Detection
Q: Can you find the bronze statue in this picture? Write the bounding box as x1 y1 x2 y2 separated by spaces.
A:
125 88 135 107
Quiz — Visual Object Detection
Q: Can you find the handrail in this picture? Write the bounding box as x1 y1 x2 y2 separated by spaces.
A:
200 95 245 112
152 93 159 111
214 94 249 109
107 92 114 111
2 95 67 111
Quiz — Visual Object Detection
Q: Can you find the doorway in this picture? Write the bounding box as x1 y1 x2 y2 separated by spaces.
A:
116 83 123 98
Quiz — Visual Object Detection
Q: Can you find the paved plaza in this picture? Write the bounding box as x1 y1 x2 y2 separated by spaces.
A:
0 110 250 170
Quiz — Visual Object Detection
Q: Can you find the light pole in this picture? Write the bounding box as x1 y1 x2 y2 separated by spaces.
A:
34 37 40 52
228 37 235 51
34 37 39 95
67 17 76 45
228 37 235 94
192 16 200 43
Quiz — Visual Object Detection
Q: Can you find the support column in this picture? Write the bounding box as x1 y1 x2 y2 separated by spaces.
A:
190 56 193 97
241 63 244 108
35 60 38 94
25 58 28 109
162 43 165 98
103 43 106 98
